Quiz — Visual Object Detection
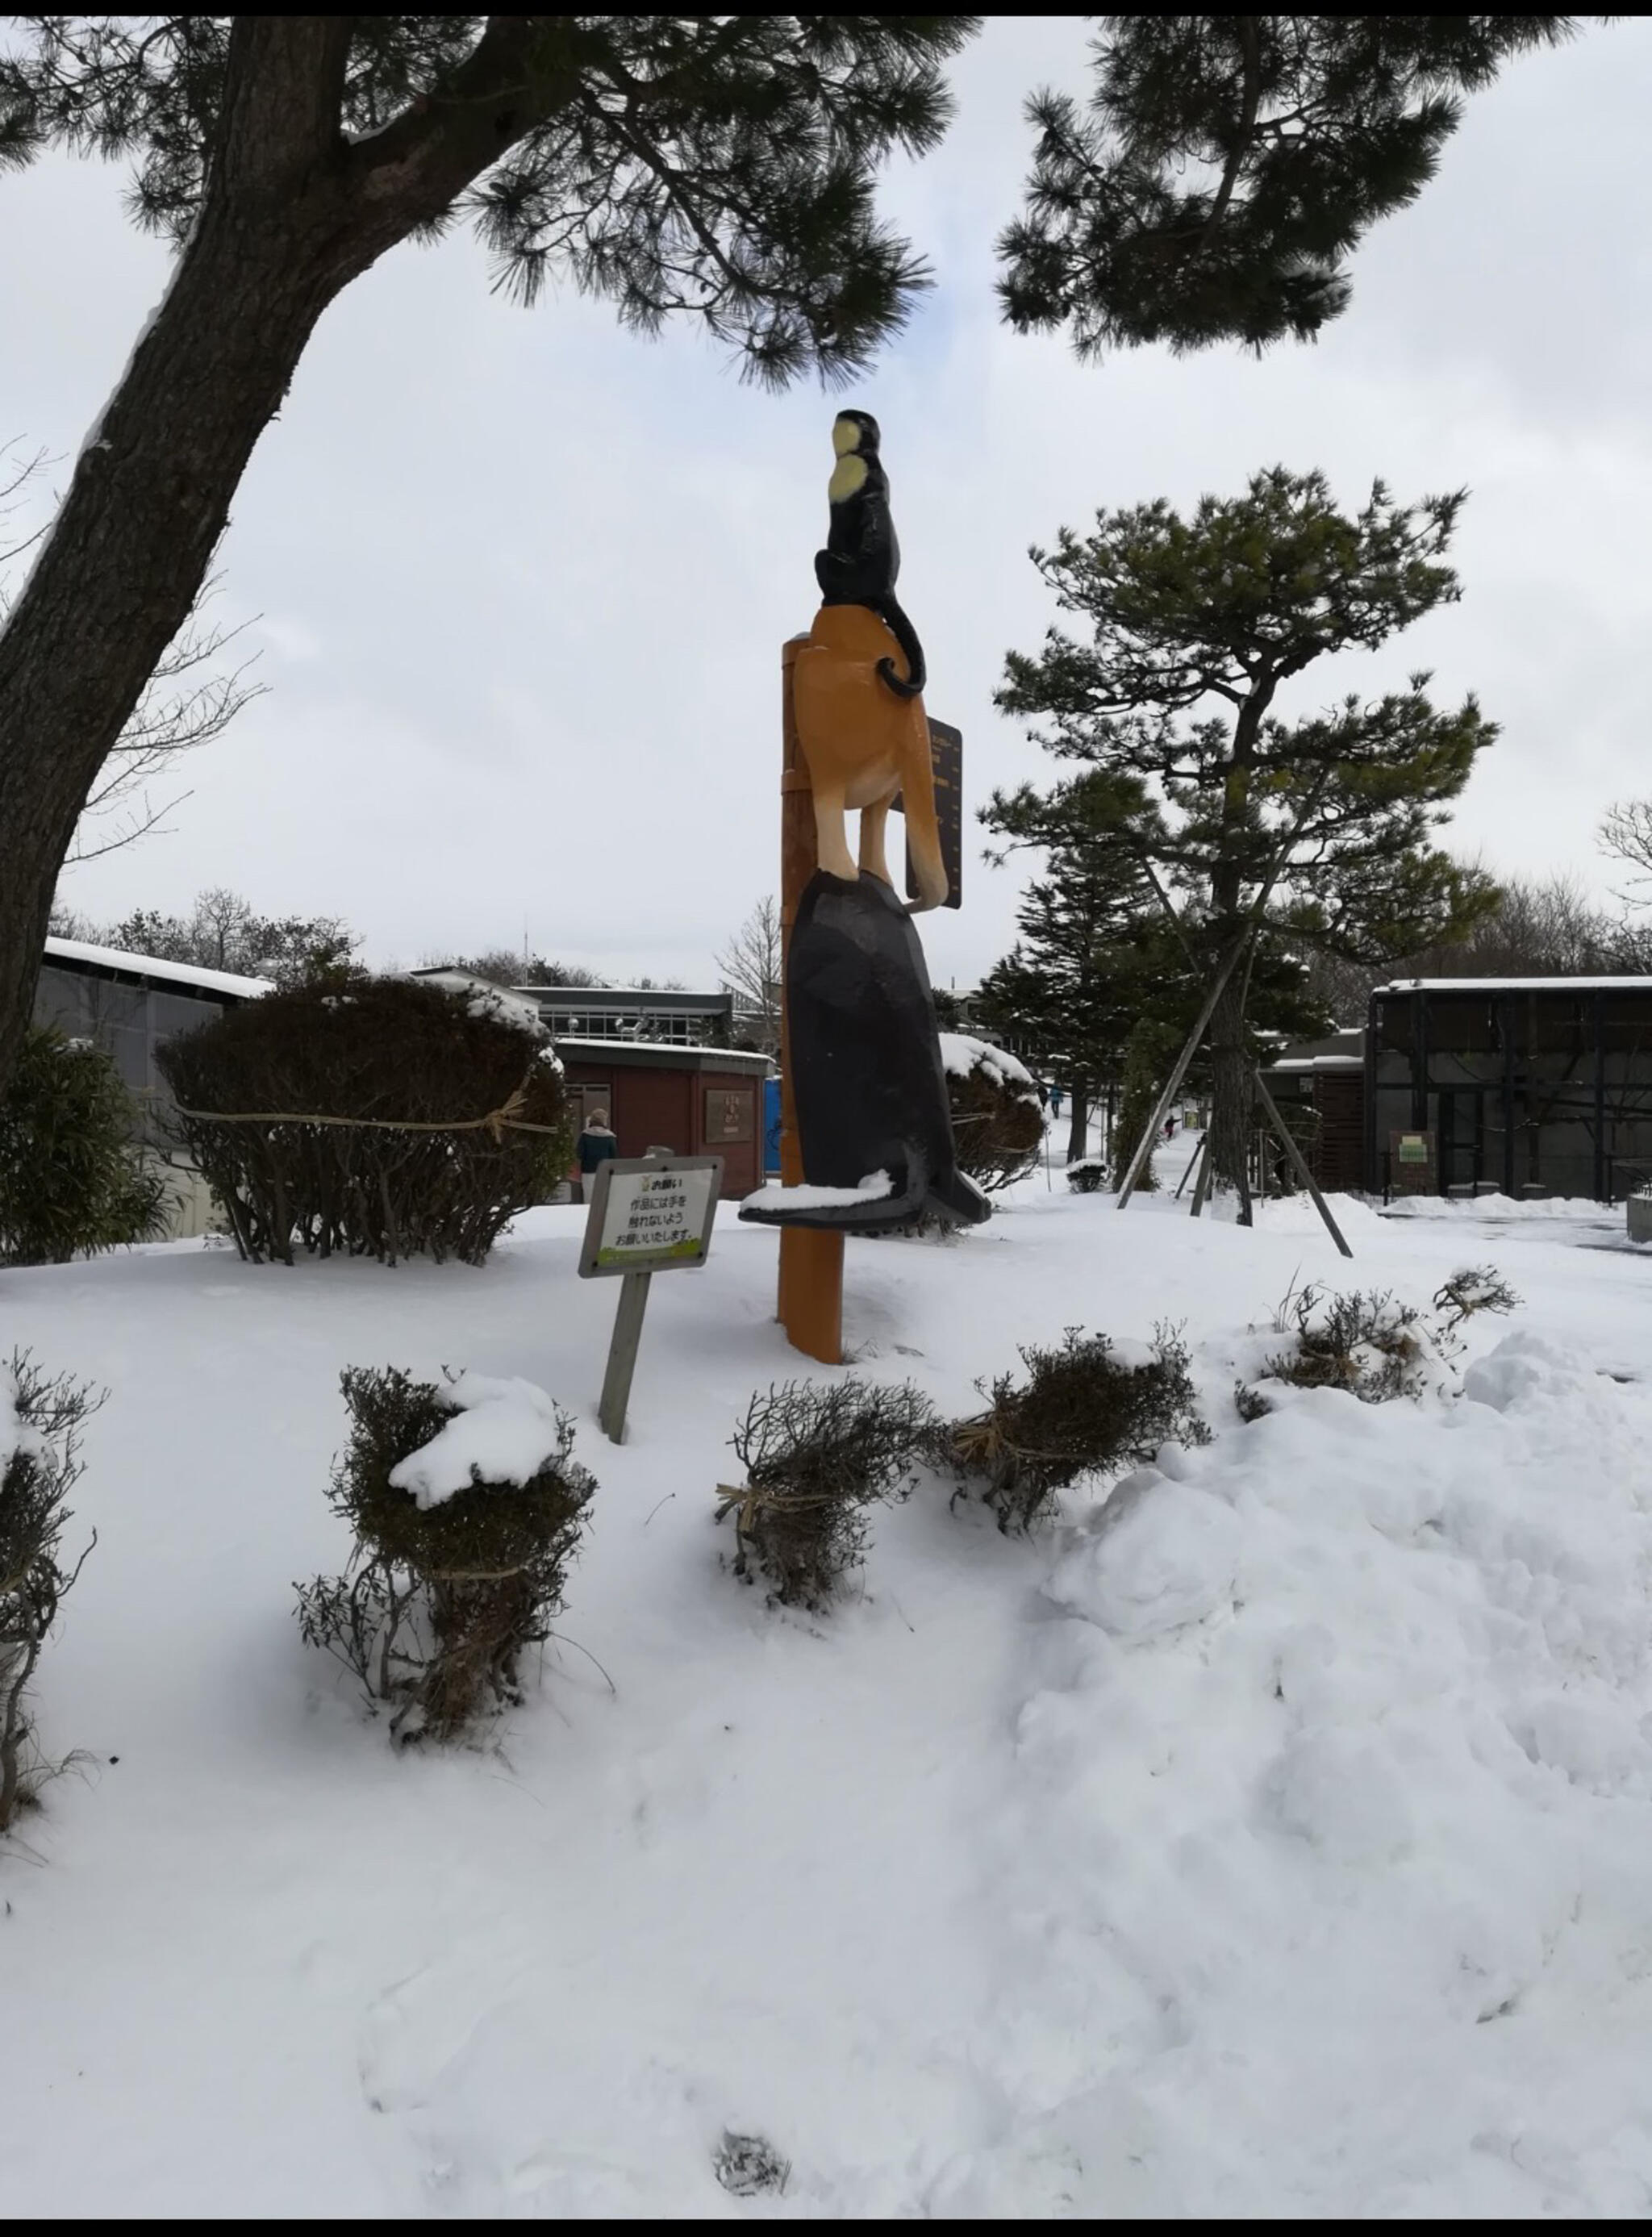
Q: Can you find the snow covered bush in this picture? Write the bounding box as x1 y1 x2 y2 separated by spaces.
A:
156 972 572 1267
1066 1157 1106 1194
1 1353 101 1832
296 1366 594 1742
933 1326 1210 1534
0 1025 169 1266
1433 1264 1522 1329
941 1033 1043 1193
1262 1267 1519 1403
715 1379 934 1609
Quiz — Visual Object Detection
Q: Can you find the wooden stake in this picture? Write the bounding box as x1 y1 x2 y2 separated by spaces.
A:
599 1270 652 1442
777 636 844 1364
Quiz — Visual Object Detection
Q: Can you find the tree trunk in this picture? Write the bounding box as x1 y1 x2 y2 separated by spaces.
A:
1066 1084 1091 1166
0 16 564 1105
1205 962 1254 1222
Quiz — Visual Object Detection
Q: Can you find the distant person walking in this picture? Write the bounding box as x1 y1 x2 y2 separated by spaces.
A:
576 1108 619 1203
1050 1085 1064 1120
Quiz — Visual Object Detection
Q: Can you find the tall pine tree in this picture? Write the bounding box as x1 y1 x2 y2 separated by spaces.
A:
0 15 978 1104
998 466 1498 1219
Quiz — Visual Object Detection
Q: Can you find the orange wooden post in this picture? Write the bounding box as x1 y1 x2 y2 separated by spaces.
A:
777 635 844 1363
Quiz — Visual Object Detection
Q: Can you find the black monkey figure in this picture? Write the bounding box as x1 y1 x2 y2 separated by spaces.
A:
812 410 928 700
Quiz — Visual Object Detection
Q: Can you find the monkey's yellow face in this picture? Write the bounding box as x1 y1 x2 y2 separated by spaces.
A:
832 415 862 457
828 453 868 503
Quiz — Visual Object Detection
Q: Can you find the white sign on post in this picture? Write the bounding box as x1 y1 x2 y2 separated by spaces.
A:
578 1154 723 1442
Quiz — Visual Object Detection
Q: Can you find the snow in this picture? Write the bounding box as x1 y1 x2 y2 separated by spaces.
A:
43 935 273 1002
938 1029 1041 1102
555 1037 771 1068
740 1171 892 1211
10 1174 1652 2212
387 1371 568 1508
1378 975 1652 993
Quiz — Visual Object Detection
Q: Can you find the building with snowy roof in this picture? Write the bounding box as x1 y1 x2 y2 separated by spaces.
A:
32 935 273 1237
1366 978 1652 1202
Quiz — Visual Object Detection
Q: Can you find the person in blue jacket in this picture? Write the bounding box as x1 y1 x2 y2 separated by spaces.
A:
575 1108 619 1201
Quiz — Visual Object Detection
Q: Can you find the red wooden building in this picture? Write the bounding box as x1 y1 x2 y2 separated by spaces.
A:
557 1038 772 1201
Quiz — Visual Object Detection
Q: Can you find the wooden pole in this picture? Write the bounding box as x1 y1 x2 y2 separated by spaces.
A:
599 1270 652 1442
1250 1065 1354 1259
777 636 844 1363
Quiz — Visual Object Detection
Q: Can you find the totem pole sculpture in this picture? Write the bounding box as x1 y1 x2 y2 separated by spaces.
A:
740 413 988 1321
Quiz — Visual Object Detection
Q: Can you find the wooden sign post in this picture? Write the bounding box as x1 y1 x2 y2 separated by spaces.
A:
578 1151 723 1442
777 636 845 1364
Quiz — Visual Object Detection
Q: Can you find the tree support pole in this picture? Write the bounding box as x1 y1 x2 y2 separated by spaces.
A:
1250 1066 1354 1258
1115 926 1252 1208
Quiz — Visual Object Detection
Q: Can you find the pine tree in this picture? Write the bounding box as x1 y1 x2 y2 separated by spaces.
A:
978 766 1328 1177
999 15 1591 357
998 466 1499 1219
0 15 979 1105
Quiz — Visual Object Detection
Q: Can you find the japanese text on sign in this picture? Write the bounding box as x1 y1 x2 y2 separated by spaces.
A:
578 1154 722 1277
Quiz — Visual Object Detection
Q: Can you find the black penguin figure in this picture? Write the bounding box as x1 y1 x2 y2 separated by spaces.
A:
813 410 928 701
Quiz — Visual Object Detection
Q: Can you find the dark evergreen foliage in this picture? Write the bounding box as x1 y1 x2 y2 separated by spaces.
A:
156 970 572 1266
1066 1158 1106 1194
715 1379 934 1609
296 1365 594 1742
999 16 1587 357
1 1353 101 1830
933 1325 1209 1534
0 15 978 390
0 1025 169 1266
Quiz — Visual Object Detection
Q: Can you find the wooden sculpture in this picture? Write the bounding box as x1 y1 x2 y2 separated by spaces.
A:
794 412 949 911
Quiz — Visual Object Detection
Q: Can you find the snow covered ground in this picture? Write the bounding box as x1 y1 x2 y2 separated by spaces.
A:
8 1158 1652 2216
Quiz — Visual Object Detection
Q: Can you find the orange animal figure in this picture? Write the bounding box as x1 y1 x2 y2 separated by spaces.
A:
793 411 948 912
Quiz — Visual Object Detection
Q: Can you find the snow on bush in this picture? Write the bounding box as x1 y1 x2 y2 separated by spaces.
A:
296 1365 594 1742
1066 1156 1106 1194
1262 1266 1520 1404
941 1034 1043 1196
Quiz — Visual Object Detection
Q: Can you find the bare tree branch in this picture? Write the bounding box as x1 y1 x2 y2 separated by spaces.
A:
715 895 781 1056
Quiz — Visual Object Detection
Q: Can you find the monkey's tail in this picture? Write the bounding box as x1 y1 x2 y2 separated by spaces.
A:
875 598 927 700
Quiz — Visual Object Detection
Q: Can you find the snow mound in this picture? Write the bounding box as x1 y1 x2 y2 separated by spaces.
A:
937 1031 1040 1104
387 1371 565 1507
1047 1468 1241 1639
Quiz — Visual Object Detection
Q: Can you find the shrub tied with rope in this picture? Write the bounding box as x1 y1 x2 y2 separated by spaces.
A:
2 1352 102 1832
296 1366 594 1743
715 1378 935 1609
931 1325 1210 1534
156 972 572 1266
942 1034 1044 1195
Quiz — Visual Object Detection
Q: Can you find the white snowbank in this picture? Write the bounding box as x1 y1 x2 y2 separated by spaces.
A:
938 1031 1040 1103
387 1371 565 1507
1383 1190 1616 1221
12 1171 1652 2214
740 1171 892 1212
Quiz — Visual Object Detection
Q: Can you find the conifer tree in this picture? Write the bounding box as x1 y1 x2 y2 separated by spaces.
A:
0 15 978 1104
978 766 1327 1175
999 15 1592 357
998 466 1498 1219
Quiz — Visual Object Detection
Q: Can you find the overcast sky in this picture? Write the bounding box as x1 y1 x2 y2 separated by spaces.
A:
4 16 1651 990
